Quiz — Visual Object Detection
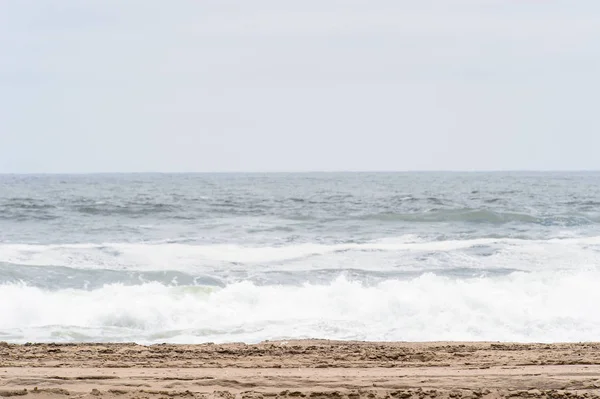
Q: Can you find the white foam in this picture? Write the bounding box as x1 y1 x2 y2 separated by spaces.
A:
2 271 600 343
1 236 600 274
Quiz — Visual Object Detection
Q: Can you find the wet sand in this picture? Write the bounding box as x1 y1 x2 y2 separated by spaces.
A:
1 341 600 399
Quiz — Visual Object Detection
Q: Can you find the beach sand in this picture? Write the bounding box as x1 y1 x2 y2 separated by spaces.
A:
2 341 600 399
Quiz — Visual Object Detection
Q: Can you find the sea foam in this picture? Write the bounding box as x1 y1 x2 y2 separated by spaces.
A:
1 271 599 344
1 236 600 272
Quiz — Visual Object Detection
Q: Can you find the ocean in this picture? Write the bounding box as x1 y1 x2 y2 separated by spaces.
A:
1 172 600 344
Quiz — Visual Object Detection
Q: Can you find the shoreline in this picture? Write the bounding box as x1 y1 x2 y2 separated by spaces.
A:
2 340 600 398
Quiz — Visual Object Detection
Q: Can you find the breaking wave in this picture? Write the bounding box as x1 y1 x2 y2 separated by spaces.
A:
1 272 600 344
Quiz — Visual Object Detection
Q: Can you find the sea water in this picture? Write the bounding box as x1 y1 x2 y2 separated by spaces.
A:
1 172 600 343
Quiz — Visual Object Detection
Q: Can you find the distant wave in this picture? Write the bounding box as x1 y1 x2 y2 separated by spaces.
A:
3 194 600 227
361 209 595 226
2 272 600 343
74 202 180 216
1 198 56 210
0 199 182 220
0 198 59 221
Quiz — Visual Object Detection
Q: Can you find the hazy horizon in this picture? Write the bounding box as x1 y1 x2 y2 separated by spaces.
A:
2 0 599 173
3 169 600 176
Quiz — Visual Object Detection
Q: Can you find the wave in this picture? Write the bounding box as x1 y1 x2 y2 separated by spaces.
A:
74 202 180 216
2 272 600 343
0 263 225 290
0 261 520 290
0 199 182 221
0 199 56 210
2 236 600 273
0 199 59 221
361 209 595 226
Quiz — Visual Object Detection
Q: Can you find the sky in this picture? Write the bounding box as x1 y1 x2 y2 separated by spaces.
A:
1 0 599 173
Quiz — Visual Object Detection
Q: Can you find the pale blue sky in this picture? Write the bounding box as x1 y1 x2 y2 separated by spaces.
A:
1 1 599 173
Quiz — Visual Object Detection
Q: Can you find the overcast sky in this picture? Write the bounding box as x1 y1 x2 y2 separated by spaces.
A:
1 1 599 173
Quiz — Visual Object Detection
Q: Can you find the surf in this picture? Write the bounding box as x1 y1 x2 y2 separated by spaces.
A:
1 271 600 344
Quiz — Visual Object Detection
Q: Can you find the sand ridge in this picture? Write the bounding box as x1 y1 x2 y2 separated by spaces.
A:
1 341 600 399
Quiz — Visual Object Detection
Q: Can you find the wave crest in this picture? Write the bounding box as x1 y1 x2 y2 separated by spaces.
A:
362 209 593 226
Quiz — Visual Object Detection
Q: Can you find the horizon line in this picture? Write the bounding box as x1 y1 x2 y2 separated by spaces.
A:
1 169 600 175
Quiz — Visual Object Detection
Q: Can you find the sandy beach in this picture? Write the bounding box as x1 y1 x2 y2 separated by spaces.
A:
1 341 600 399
